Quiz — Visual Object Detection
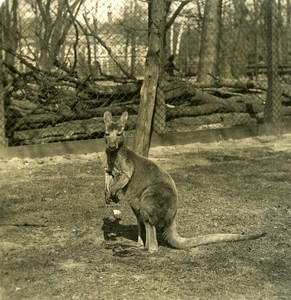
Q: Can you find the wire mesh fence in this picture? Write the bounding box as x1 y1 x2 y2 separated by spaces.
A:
0 0 290 147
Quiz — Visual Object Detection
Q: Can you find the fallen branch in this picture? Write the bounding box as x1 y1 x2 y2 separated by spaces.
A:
0 223 48 227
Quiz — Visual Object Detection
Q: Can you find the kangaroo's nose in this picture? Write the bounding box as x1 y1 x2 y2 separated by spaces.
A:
107 142 118 150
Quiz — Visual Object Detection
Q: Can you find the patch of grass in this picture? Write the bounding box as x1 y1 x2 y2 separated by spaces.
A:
1 139 291 300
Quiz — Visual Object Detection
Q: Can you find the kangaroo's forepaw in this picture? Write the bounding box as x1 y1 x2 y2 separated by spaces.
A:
105 190 120 204
110 193 120 203
105 192 113 204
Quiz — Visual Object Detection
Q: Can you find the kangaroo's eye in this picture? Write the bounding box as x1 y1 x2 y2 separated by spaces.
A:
117 132 122 136
105 132 110 136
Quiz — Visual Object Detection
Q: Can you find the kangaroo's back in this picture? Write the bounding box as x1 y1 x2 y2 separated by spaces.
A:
120 146 177 197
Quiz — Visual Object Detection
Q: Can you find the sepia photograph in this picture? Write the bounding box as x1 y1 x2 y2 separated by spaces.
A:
0 0 291 299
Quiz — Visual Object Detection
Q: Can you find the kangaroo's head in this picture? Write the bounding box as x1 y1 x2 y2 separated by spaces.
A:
103 111 128 151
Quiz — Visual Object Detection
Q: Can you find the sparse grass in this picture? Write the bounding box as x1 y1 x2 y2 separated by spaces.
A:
1 135 291 300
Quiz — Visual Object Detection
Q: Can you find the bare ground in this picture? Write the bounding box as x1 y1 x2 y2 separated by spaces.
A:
1 134 291 300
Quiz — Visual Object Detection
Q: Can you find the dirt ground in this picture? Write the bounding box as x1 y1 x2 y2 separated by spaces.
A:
1 134 291 300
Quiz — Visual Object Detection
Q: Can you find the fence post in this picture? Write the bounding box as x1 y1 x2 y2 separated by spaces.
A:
264 0 282 123
133 0 166 157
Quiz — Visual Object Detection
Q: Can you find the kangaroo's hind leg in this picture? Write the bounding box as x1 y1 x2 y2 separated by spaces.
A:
130 207 146 248
144 222 158 253
136 219 145 248
139 184 177 253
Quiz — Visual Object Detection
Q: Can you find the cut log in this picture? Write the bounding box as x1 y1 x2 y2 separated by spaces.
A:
282 106 291 116
14 105 139 130
163 80 189 100
166 102 264 121
9 99 39 111
281 83 291 99
13 115 138 145
163 80 226 104
226 93 266 105
93 82 141 96
14 113 64 130
166 113 257 132
163 78 268 105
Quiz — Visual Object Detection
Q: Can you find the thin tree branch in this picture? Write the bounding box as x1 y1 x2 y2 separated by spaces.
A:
64 0 133 79
165 0 191 31
82 15 134 79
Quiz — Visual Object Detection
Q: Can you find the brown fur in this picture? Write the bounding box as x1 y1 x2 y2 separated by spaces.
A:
103 111 266 252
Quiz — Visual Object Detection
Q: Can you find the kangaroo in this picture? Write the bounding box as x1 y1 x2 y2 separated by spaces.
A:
103 111 266 253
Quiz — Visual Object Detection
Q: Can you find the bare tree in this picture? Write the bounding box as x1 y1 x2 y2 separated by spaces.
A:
33 0 83 71
197 0 222 84
0 0 18 76
278 0 290 65
264 0 282 123
122 0 141 76
163 0 191 61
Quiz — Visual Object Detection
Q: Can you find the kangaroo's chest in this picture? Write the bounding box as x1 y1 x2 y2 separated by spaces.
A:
106 153 123 177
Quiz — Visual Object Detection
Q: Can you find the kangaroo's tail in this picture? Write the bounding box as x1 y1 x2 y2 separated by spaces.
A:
163 220 266 249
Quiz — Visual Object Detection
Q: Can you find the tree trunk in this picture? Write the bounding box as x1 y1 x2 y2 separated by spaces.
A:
0 16 6 146
286 0 291 64
264 0 282 123
133 0 166 157
197 0 222 84
130 0 138 77
2 0 18 72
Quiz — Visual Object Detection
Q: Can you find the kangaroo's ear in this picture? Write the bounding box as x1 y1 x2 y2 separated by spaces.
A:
103 111 112 125
119 111 128 127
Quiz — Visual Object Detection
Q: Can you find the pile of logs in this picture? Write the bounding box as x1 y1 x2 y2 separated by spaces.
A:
5 76 291 145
